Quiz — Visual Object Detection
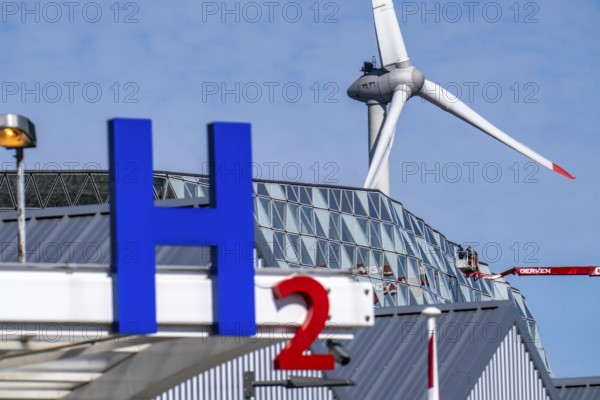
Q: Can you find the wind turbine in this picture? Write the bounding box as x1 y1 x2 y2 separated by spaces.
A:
348 0 575 195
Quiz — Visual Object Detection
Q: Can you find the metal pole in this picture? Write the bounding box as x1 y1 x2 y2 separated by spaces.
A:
367 100 390 195
16 148 26 263
422 307 441 400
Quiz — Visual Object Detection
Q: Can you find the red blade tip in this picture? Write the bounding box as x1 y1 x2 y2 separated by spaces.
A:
552 164 575 180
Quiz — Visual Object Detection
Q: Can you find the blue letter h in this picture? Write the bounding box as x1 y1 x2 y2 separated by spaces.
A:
109 118 256 336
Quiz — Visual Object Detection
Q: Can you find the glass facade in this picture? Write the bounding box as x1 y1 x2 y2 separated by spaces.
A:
0 170 551 370
254 180 504 306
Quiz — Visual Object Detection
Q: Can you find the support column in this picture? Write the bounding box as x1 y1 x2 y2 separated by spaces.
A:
367 101 390 195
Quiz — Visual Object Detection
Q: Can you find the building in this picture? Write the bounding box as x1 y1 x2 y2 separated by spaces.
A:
318 301 560 400
0 170 592 399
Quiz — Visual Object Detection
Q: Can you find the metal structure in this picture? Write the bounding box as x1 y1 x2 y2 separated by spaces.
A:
7 171 597 398
318 302 562 400
0 172 536 306
0 114 37 263
0 171 552 367
555 376 600 400
154 342 335 400
243 371 354 399
0 263 372 339
347 0 574 194
0 260 371 399
464 266 600 280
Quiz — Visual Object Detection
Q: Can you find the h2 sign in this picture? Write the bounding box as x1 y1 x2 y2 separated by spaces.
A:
109 119 255 336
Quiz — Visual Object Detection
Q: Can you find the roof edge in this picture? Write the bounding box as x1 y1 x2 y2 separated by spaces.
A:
554 376 600 387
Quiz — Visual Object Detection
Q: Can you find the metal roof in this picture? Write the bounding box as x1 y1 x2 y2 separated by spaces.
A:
0 198 211 267
317 301 561 400
555 376 600 400
0 332 163 399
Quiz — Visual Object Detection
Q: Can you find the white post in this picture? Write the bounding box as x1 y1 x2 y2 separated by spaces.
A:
422 307 441 400
16 148 26 263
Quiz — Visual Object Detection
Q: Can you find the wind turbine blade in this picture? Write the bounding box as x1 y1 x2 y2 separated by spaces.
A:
418 80 575 179
372 0 409 69
364 89 411 189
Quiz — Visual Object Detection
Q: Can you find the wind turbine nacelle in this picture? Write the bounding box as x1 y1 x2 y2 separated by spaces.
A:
347 66 424 104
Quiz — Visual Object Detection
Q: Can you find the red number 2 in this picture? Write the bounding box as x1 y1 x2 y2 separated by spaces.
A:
272 276 335 370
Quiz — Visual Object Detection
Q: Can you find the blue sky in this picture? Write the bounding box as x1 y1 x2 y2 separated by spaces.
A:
1 0 598 377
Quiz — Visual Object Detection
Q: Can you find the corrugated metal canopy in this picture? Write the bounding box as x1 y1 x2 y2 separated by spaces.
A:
0 335 163 399
318 301 561 400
